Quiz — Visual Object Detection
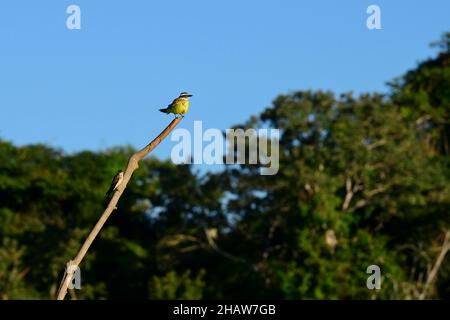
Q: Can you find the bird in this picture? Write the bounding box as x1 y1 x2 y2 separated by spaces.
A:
105 169 124 199
159 92 193 118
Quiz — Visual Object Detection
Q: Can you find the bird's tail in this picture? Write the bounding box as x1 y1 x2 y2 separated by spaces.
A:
105 185 114 198
159 108 170 114
104 187 115 207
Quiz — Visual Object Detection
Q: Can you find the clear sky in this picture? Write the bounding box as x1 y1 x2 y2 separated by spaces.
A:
0 0 449 160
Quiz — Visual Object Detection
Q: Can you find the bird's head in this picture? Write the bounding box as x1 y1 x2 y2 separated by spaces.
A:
179 92 193 99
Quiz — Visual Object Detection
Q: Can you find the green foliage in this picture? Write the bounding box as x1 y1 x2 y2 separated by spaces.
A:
0 238 39 299
0 33 449 299
390 32 450 155
149 270 206 299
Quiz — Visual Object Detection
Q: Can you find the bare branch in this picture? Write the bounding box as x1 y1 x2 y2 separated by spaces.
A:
366 139 387 151
349 184 391 211
203 227 243 264
415 114 432 125
342 176 363 211
56 117 183 300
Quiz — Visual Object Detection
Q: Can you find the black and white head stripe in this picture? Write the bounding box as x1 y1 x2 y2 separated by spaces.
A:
179 92 193 97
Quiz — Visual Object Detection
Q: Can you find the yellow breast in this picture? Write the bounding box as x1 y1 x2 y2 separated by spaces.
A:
173 99 189 114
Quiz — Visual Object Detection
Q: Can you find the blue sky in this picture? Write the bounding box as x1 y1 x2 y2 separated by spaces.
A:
0 0 449 160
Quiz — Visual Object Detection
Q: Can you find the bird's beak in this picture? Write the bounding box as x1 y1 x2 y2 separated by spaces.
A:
187 94 193 97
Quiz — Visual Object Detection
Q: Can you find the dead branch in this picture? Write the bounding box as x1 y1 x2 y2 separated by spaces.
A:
203 227 243 264
56 117 183 300
366 139 387 151
341 176 363 211
349 184 391 211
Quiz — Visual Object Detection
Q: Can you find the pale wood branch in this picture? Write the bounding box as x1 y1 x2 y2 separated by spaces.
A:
415 114 432 125
349 184 391 211
203 227 243 264
366 139 387 151
341 176 363 211
56 117 183 300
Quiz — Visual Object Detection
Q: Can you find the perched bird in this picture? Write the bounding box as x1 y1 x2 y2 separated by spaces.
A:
159 92 193 118
105 170 124 199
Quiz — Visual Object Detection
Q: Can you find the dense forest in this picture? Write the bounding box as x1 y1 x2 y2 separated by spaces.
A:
0 33 449 300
